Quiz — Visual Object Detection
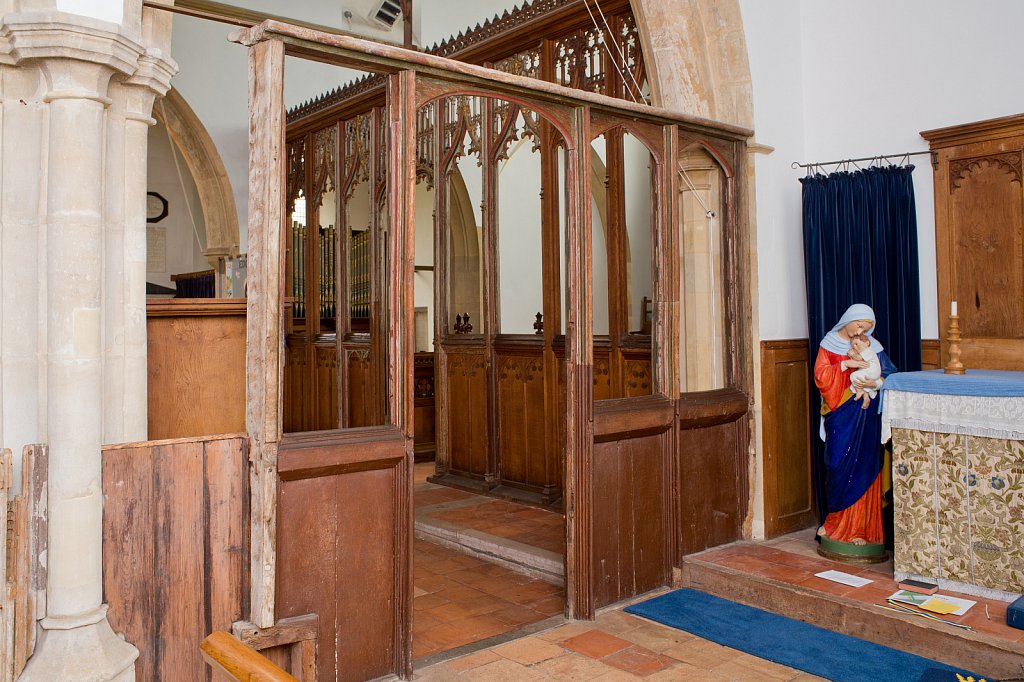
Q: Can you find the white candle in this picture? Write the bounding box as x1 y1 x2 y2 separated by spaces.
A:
951 300 958 317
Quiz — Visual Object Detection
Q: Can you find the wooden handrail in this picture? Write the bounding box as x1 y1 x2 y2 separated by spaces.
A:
200 631 299 682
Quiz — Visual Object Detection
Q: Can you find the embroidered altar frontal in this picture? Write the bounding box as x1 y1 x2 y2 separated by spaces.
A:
892 428 1024 595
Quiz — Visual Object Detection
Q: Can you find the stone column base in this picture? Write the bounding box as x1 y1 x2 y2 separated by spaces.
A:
18 605 137 682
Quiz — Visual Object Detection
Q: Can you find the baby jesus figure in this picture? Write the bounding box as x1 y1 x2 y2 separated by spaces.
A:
847 334 881 409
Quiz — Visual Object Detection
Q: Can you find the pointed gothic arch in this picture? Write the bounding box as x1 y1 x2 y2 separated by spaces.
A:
153 87 241 263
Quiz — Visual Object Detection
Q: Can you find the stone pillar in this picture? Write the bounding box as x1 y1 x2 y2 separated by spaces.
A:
0 8 174 680
104 54 173 444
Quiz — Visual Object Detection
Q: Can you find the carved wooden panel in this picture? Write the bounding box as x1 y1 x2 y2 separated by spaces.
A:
760 341 814 538
592 351 612 401
276 430 408 682
414 353 437 459
345 347 373 428
622 352 652 398
495 350 550 492
444 349 489 477
284 335 310 433
314 340 339 431
923 114 1024 370
948 152 1023 338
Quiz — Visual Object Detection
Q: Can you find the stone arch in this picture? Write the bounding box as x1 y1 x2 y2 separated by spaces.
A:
152 87 240 262
630 0 753 128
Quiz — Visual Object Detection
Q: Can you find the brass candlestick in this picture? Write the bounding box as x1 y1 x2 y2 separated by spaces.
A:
944 314 965 375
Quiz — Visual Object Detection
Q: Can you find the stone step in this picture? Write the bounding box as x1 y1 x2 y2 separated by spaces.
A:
415 515 564 587
680 558 1024 680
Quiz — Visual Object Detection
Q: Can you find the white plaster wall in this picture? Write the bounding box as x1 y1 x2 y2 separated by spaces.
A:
413 181 435 350
498 139 544 333
56 0 123 24
623 134 653 333
742 0 1024 340
147 119 209 289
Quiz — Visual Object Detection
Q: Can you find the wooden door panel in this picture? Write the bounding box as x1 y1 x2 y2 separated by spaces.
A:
443 349 489 477
677 389 749 557
276 429 409 682
591 396 674 609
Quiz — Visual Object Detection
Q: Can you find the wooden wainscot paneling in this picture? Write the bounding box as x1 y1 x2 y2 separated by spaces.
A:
591 395 675 608
275 427 409 682
440 345 489 479
147 298 247 440
102 434 249 682
495 338 553 496
676 388 749 559
760 340 815 539
413 352 436 460
921 339 940 371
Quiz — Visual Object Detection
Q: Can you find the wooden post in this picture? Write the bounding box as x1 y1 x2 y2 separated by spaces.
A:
605 127 627 395
656 125 681 565
386 69 417 678
481 96 500 489
564 105 594 620
432 99 451 477
245 37 287 629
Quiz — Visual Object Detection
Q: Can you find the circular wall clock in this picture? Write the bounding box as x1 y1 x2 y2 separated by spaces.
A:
146 191 169 223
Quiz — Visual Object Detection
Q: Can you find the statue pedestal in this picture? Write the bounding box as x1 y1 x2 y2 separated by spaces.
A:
817 535 888 565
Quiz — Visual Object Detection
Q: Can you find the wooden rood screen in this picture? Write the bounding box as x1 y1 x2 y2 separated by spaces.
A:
232 19 750 681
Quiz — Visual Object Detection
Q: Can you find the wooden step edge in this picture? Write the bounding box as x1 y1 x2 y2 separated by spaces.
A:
680 559 1024 680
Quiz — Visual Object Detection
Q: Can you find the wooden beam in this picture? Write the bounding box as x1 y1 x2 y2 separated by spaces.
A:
401 0 413 49
245 37 287 629
230 20 752 141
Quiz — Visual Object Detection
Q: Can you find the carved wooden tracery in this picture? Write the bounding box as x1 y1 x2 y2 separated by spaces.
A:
262 5 749 670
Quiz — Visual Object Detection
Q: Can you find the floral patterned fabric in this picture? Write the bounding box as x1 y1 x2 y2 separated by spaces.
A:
892 427 1024 593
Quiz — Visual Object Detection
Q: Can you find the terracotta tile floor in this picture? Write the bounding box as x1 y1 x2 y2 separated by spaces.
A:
697 528 1024 647
414 539 565 660
414 463 566 557
414 607 823 681
426 500 565 555
414 463 568 659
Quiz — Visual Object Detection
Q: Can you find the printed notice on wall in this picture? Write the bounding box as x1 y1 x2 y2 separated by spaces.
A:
147 226 167 273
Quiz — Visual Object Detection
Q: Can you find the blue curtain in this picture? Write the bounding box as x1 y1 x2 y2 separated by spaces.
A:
801 165 921 524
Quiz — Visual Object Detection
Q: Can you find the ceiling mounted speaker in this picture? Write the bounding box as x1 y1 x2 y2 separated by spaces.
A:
370 0 402 28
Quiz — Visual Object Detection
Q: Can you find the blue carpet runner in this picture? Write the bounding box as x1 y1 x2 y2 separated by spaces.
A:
624 588 990 682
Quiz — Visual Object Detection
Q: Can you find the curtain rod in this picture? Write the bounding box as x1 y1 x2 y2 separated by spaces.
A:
791 150 937 171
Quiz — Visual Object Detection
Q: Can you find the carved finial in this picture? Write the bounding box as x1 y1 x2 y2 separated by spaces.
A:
534 312 544 335
454 313 464 334
463 313 473 333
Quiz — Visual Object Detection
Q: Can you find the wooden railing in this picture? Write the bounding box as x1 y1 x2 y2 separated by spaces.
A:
201 632 299 682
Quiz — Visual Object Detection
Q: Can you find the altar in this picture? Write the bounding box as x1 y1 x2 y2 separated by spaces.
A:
881 369 1024 600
